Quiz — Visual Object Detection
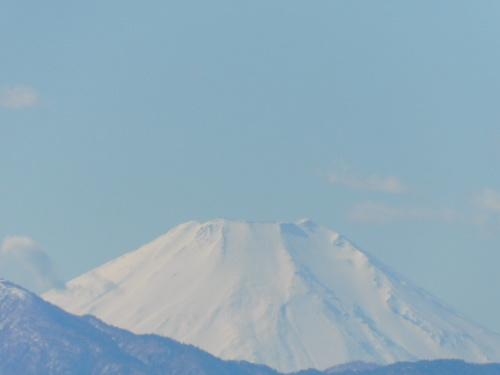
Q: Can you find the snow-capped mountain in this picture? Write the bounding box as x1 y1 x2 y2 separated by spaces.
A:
43 219 500 372
0 279 280 375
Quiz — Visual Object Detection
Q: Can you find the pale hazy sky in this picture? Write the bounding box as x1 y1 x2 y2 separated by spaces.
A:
1 1 500 332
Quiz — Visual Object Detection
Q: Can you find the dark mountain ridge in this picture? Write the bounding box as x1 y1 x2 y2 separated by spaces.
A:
0 279 278 375
1 279 499 375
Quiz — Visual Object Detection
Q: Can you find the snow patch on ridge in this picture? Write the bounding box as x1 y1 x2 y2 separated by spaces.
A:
0 279 29 301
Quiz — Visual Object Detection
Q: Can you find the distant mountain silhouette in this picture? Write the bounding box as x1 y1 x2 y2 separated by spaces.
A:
0 279 278 375
1 279 500 375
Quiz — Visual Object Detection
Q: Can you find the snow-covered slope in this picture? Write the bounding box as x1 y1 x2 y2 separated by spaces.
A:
44 219 500 372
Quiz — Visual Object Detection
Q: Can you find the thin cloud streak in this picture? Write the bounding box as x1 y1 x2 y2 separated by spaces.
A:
0 85 40 109
347 188 500 231
347 201 463 224
327 161 409 194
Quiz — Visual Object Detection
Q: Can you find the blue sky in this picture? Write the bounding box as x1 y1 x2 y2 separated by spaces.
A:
1 1 500 332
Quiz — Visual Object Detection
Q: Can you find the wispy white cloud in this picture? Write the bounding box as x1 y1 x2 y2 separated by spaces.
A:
474 188 500 213
347 201 463 224
471 188 500 234
0 85 40 109
0 236 64 290
327 161 409 194
345 188 500 237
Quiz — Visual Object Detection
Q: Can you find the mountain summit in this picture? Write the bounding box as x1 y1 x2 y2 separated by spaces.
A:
43 219 500 372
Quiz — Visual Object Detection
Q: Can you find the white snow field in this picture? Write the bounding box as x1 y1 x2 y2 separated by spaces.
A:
43 219 500 372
